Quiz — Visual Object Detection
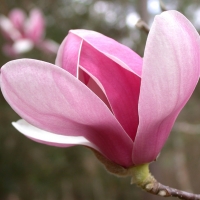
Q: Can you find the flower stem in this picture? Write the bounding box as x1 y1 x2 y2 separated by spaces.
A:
92 150 200 199
129 164 200 200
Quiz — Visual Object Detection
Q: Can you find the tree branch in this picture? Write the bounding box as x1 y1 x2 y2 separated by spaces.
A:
136 19 150 34
129 164 200 200
159 0 167 12
92 149 200 200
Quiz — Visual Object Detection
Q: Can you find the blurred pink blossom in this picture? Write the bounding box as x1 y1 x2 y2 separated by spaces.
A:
0 8 59 57
1 11 200 168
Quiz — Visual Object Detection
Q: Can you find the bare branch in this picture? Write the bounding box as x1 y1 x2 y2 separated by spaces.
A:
129 164 200 200
136 19 150 34
92 148 200 200
159 0 167 12
143 181 200 199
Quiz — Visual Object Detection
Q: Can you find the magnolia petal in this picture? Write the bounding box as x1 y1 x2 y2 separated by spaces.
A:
37 39 59 54
13 119 97 149
56 30 142 140
132 11 200 165
70 30 142 76
79 40 141 141
25 9 45 42
55 30 142 77
2 40 33 57
0 15 21 41
13 39 34 54
55 33 82 77
9 8 26 30
82 72 111 109
1 59 133 167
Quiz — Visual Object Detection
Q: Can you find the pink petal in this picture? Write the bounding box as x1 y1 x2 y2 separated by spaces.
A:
79 41 141 141
0 15 21 41
56 30 142 140
55 33 83 76
37 39 59 54
132 11 200 165
70 30 142 76
1 59 133 167
25 9 45 42
2 39 33 57
12 39 34 54
9 8 26 30
55 30 143 76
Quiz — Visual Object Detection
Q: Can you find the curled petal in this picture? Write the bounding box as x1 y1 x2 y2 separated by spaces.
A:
1 59 133 167
13 119 96 149
132 11 200 165
55 33 81 76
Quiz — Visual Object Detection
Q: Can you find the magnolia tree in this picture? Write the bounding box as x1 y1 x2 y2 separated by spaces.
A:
1 5 200 200
0 8 59 57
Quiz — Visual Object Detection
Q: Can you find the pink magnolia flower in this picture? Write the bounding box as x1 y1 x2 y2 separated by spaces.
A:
0 8 58 57
1 11 200 168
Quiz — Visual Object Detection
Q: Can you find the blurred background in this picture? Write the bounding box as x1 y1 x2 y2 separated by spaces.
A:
1 0 200 199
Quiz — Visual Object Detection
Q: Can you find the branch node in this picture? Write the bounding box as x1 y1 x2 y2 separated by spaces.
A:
158 190 168 197
145 183 154 191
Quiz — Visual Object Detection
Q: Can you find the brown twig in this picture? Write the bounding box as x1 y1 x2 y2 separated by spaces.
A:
92 149 200 200
136 19 150 34
130 165 200 200
159 0 167 12
136 1 168 35
143 181 200 199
